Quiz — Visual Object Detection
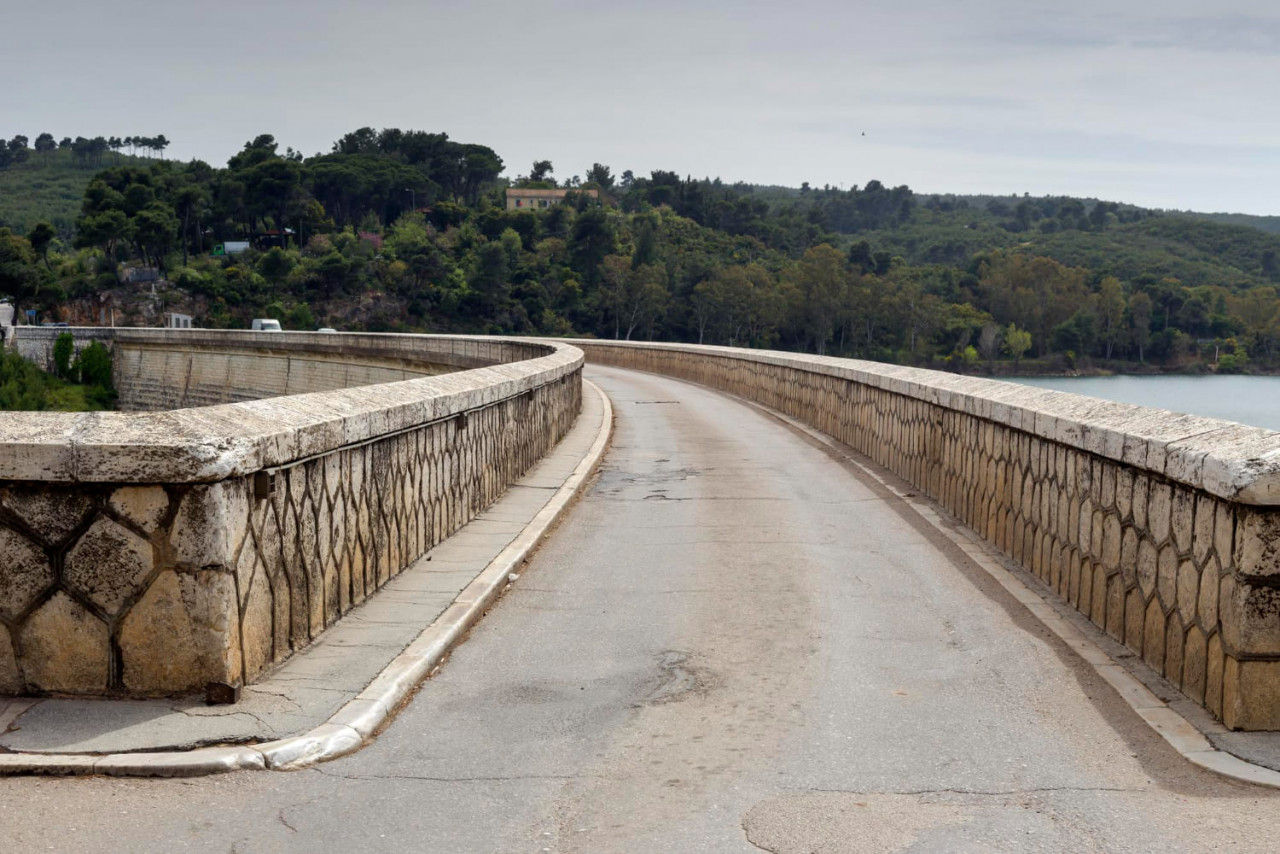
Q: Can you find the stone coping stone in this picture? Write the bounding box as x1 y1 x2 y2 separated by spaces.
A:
0 378 608 757
566 339 1280 506
0 332 583 482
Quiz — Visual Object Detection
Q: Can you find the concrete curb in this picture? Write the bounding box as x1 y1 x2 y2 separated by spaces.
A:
0 380 613 778
739 392 1280 791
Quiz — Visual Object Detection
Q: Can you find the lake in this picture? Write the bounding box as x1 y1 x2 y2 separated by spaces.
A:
1006 375 1280 432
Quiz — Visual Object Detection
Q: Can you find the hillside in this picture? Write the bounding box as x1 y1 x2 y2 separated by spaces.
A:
0 147 148 235
3 125 1280 379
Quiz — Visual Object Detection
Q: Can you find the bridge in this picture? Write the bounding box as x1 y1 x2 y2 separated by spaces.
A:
2 328 1280 849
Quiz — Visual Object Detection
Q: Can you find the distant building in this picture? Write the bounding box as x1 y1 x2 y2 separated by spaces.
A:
165 313 194 329
505 187 599 212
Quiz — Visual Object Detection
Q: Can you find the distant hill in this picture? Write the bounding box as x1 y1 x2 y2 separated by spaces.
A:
0 148 147 235
1176 211 1280 236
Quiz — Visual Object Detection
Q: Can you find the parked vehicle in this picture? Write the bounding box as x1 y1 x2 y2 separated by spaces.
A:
251 319 282 332
317 327 338 333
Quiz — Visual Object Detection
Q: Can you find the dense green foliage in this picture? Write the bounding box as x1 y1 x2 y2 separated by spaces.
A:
4 126 1280 375
0 337 115 411
0 137 153 234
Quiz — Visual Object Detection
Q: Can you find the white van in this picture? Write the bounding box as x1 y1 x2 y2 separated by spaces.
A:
251 318 283 332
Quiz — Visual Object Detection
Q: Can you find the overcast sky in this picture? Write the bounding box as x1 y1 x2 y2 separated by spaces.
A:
6 0 1280 213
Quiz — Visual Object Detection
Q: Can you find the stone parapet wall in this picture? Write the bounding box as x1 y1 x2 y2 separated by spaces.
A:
570 340 1280 730
9 328 545 410
0 332 582 697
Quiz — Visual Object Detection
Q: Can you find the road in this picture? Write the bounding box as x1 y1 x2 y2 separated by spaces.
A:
2 365 1278 853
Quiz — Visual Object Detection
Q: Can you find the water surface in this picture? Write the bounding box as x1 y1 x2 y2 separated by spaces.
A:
1006 375 1280 432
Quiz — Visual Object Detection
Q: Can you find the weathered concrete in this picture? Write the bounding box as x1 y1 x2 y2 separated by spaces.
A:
569 340 1280 731
0 331 583 697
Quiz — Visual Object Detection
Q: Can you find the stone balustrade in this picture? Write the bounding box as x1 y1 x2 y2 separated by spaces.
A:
0 330 582 698
570 340 1280 731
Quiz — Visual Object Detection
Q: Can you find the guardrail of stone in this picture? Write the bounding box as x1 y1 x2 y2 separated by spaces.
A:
569 339 1280 731
0 331 583 699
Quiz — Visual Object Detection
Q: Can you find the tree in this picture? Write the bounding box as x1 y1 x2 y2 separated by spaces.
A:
585 163 614 190
1097 275 1126 359
529 160 554 184
792 244 847 354
978 322 1003 371
28 222 56 271
53 333 75 381
34 133 56 165
1005 323 1032 369
0 229 40 307
1129 291 1152 363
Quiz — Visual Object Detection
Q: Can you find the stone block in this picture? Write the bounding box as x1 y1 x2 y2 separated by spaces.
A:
1116 469 1134 520
1177 559 1199 625
1092 565 1109 629
1193 495 1215 567
1207 633 1225 718
1172 488 1195 555
108 486 170 534
1165 613 1185 685
172 481 250 569
1157 545 1178 612
0 526 54 621
1198 557 1220 632
241 570 275 682
64 518 154 616
1137 538 1159 599
1149 483 1172 545
1120 527 1138 587
1219 575 1280 657
1223 658 1280 731
1215 502 1234 566
1183 626 1208 704
1125 588 1146 652
0 486 94 547
1235 507 1280 578
17 592 109 693
1132 473 1150 531
119 570 240 693
1143 598 1166 673
0 625 20 693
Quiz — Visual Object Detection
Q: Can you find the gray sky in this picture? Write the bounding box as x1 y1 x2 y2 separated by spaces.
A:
7 0 1280 213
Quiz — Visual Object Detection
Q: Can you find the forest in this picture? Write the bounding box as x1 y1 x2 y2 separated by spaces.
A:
2 126 1280 375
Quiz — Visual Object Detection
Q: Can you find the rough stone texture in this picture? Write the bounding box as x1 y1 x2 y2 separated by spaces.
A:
64 518 154 615
17 592 109 693
118 570 241 693
0 527 54 621
109 486 169 533
0 625 19 693
572 339 1280 730
0 332 583 698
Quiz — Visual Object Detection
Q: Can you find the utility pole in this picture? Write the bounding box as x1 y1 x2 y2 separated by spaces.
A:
405 188 415 213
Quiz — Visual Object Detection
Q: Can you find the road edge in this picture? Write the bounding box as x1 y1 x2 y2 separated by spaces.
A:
732 390 1280 791
0 379 613 779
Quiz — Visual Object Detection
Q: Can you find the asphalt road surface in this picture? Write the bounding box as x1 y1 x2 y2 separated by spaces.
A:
2 365 1278 853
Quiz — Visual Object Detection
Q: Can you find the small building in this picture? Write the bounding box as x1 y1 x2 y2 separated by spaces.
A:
165 313 194 329
505 187 599 212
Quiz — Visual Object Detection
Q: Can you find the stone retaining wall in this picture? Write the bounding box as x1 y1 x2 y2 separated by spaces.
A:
10 328 536 410
572 340 1280 730
0 332 582 697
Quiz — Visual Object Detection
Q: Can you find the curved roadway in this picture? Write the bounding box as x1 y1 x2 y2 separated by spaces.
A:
3 365 1278 852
